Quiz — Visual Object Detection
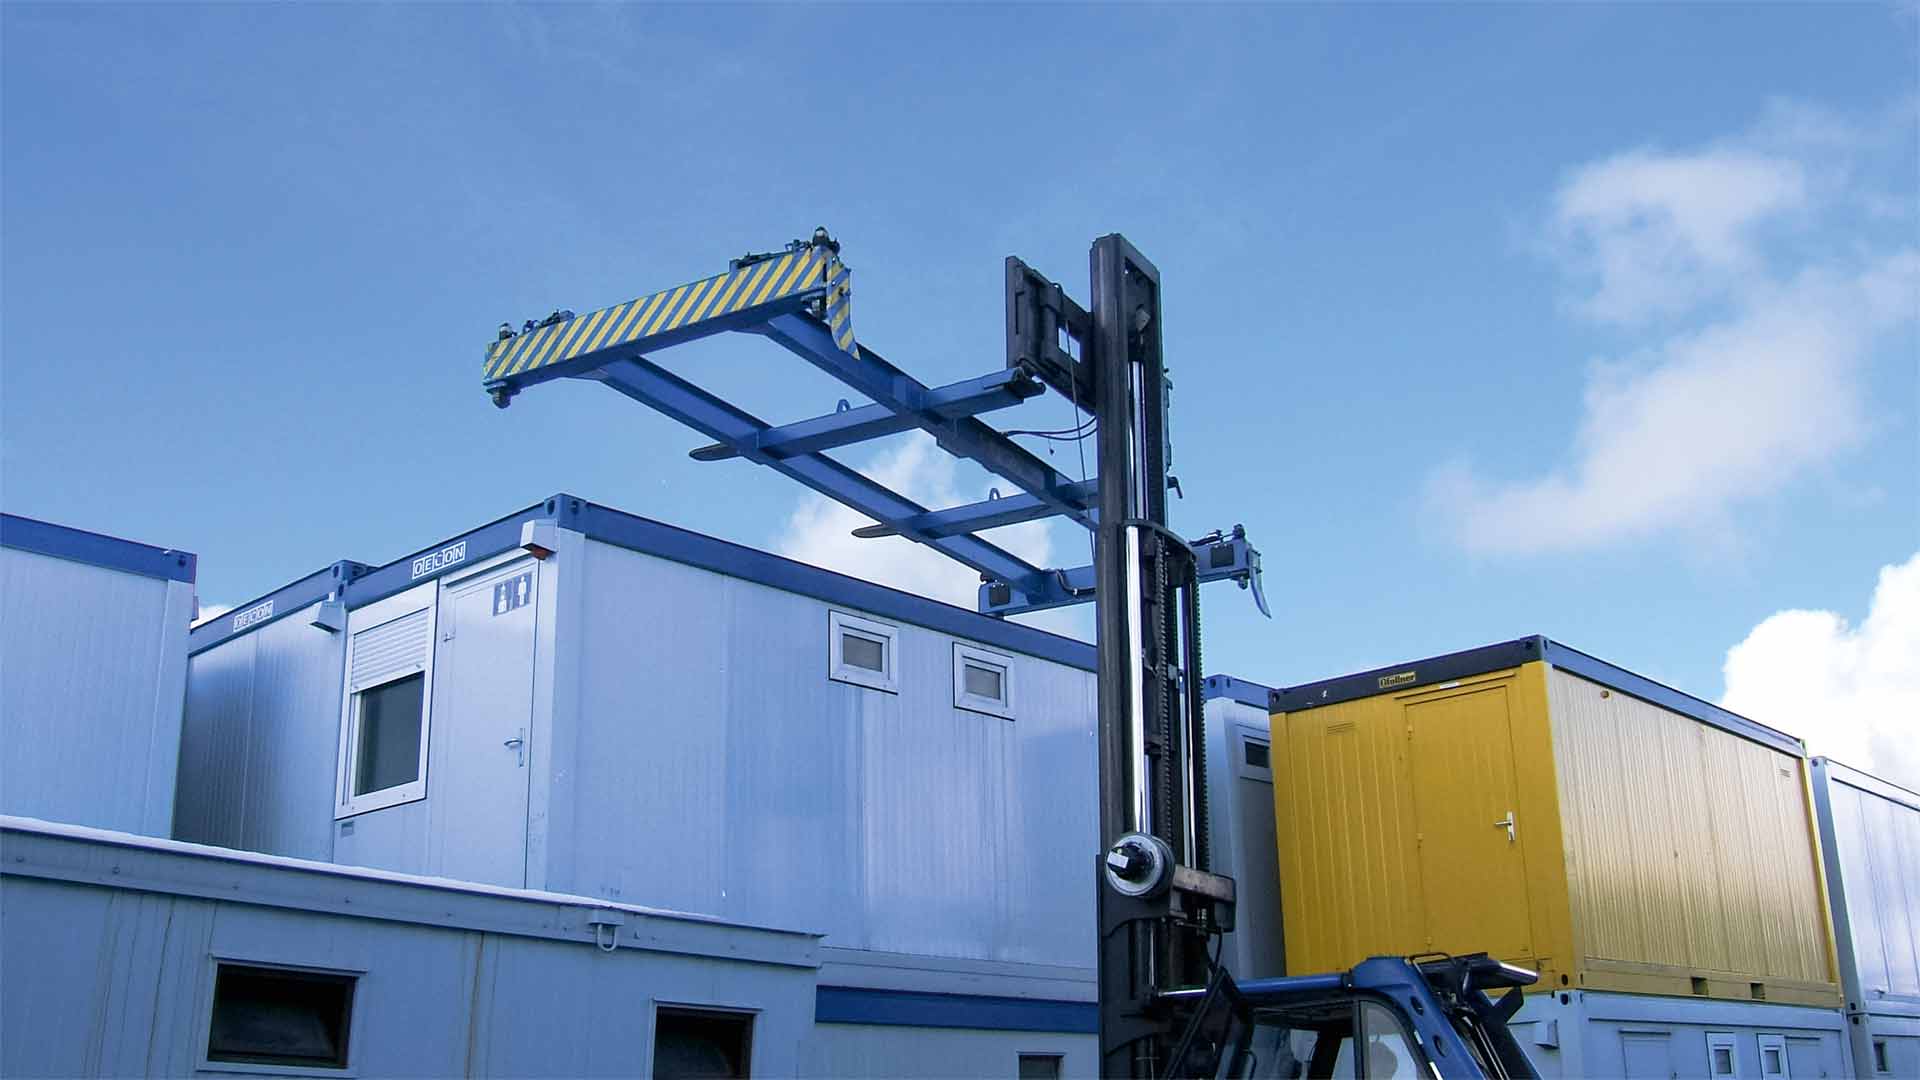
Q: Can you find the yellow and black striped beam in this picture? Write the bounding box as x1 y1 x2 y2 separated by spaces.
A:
483 245 850 385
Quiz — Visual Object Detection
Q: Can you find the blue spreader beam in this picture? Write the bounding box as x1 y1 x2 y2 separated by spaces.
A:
484 232 1263 618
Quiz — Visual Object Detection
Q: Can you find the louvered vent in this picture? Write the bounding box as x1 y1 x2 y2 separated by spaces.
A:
350 608 430 691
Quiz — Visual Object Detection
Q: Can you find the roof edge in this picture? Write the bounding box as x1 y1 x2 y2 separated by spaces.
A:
1273 635 1804 757
1 512 196 583
189 493 1098 673
1814 756 1920 811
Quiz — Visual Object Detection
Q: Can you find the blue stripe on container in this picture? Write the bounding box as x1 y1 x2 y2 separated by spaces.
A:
814 986 1095 1033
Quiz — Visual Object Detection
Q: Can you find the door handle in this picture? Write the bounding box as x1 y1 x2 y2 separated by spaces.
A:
1494 811 1516 843
503 728 526 767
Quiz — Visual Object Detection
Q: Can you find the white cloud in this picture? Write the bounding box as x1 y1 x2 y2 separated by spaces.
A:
1431 103 1919 556
191 601 233 628
1722 552 1920 790
775 433 1087 637
1556 149 1805 323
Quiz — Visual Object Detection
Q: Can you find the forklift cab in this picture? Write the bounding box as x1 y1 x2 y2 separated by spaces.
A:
1165 954 1540 1080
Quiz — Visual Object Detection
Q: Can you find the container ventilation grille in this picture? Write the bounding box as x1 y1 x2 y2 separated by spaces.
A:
350 609 430 691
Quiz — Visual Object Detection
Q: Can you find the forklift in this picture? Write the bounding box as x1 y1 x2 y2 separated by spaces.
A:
482 229 1540 1079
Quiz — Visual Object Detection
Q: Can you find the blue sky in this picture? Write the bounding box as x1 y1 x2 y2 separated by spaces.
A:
4 4 1915 776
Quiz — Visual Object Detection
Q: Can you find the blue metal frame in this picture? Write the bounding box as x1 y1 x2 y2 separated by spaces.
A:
815 985 1096 1034
480 234 1261 619
188 560 372 654
0 512 196 583
1200 675 1273 710
190 493 1101 673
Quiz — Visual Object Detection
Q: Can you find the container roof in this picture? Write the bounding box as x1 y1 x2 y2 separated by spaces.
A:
0 512 196 583
1815 756 1920 811
190 492 1097 671
1272 635 1805 757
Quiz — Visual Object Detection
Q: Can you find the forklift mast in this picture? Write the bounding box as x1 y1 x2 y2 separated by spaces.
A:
1012 237 1237 1076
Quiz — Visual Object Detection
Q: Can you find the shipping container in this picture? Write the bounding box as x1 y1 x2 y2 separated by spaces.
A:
179 493 1107 1072
1270 636 1842 1010
0 513 196 836
1 815 823 1078
1202 675 1285 980
1811 757 1920 1079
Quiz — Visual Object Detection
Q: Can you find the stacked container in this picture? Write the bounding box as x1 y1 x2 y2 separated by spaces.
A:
1269 636 1850 1078
1811 757 1920 1078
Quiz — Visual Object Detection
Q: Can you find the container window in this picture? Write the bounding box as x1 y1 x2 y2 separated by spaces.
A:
1018 1054 1062 1080
844 634 885 673
953 642 1014 718
654 1006 752 1080
336 587 435 818
1874 1040 1889 1074
1245 740 1270 769
829 611 897 693
1707 1033 1742 1079
206 963 355 1069
352 674 424 796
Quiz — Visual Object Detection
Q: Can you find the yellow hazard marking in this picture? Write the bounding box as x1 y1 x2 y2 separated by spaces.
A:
710 264 755 316
493 326 546 378
728 260 776 312
552 308 608 363
775 252 814 297
524 318 574 372
583 300 634 354
620 291 667 343
750 255 796 307
506 324 560 377
666 277 718 331
688 271 732 324
643 286 690 337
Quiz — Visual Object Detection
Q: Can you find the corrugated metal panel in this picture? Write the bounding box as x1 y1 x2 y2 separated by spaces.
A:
1548 668 1837 1004
556 538 1098 970
177 602 345 859
0 546 190 836
1273 681 1428 974
1822 765 1920 1016
1510 991 1849 1079
1274 666 1574 985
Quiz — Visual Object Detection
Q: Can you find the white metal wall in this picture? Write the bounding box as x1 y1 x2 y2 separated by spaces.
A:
1203 696 1283 981
1512 991 1851 1079
551 536 1099 969
176 602 345 858
0 818 819 1079
1815 759 1920 1079
0 546 191 836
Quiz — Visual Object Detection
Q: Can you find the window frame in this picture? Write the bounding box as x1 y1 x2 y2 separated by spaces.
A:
334 584 437 819
1235 728 1273 781
1015 1051 1065 1080
651 1001 757 1080
1707 1031 1744 1080
829 610 898 693
952 641 1015 719
195 957 365 1077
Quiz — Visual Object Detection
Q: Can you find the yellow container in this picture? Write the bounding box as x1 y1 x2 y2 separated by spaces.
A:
1270 636 1840 1007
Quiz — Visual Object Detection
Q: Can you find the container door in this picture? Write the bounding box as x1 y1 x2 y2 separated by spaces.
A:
1405 684 1532 961
430 559 538 887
